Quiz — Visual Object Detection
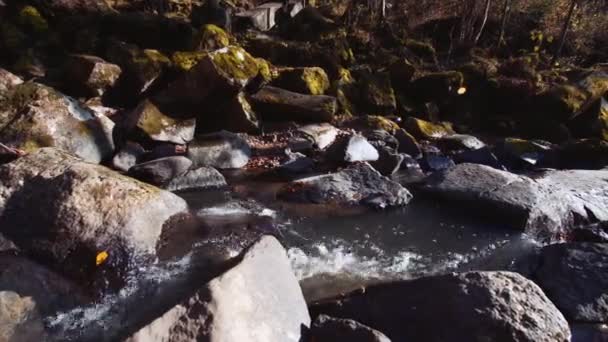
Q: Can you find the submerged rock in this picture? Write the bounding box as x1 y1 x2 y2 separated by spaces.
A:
278 162 412 209
310 314 391 342
164 166 227 191
0 148 188 281
187 131 251 169
311 271 570 342
534 243 608 323
128 156 192 186
0 82 114 163
419 163 608 238
251 86 337 123
127 236 310 342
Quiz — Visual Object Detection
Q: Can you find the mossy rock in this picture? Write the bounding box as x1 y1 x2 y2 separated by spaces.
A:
194 24 231 51
208 46 262 83
358 72 397 116
171 51 208 72
538 85 588 121
404 117 455 140
128 99 195 144
341 115 400 134
271 67 330 95
18 6 49 35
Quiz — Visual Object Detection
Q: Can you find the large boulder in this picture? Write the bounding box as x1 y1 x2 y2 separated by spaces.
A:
158 46 266 116
311 271 570 342
533 243 608 323
187 131 251 169
0 291 46 342
419 163 608 238
125 100 196 145
0 82 114 163
127 236 310 342
278 162 412 209
250 86 337 123
0 148 188 281
309 314 391 342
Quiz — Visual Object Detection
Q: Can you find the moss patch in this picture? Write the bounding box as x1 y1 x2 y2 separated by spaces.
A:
209 46 261 82
171 51 208 72
18 6 49 35
195 24 231 51
405 117 455 140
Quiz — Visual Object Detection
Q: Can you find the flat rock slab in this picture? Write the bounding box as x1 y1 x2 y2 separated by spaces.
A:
0 148 188 280
278 162 412 209
534 243 608 323
311 271 570 342
127 236 310 342
251 86 337 123
419 163 608 238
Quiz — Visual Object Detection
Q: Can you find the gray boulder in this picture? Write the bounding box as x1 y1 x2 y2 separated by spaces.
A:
420 163 608 238
310 314 391 342
128 156 192 186
111 142 146 172
311 271 570 342
0 291 47 342
188 131 251 169
278 162 412 209
164 166 227 191
326 134 379 163
0 148 188 280
534 243 608 323
127 236 310 342
0 82 114 163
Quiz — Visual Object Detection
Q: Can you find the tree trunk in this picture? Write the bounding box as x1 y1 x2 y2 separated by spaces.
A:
381 0 386 19
474 0 492 45
497 0 511 47
552 0 578 65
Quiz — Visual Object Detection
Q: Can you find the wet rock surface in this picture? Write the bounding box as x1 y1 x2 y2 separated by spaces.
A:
309 314 392 342
311 271 571 342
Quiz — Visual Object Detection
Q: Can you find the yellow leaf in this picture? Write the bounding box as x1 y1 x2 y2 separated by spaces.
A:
96 251 108 266
457 87 467 95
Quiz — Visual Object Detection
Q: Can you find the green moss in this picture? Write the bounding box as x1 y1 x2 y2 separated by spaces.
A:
195 24 231 51
255 58 274 82
301 67 330 95
405 117 455 140
361 115 400 133
210 46 260 82
18 6 49 35
171 51 208 71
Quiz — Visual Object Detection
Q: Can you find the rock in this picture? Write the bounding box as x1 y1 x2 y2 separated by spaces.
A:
194 24 231 51
496 138 553 169
311 271 570 342
371 146 405 176
251 86 337 123
569 96 608 140
0 148 188 281
159 46 265 116
341 116 400 134
438 134 485 151
271 67 330 95
404 39 438 64
125 100 196 145
280 6 336 41
534 243 608 323
571 324 608 342
363 130 399 150
0 143 24 165
187 131 251 169
357 72 397 116
192 0 232 31
297 123 339 149
551 139 608 170
0 291 46 342
127 236 310 342
420 152 455 172
0 255 86 315
63 54 121 98
409 71 464 103
419 163 608 238
569 222 608 243
394 128 421 158
278 162 412 209
0 82 114 163
404 117 455 140
0 68 22 93
326 134 379 163
164 166 227 192
310 314 391 342
199 92 260 134
111 142 146 172
454 146 505 170
234 2 282 31
278 149 314 175
147 143 185 160
128 156 192 186
388 59 416 88
104 41 171 105
0 234 17 253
